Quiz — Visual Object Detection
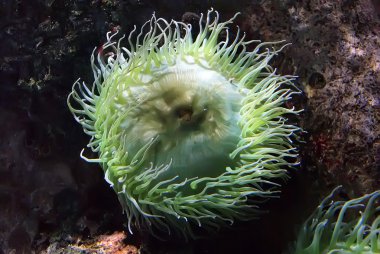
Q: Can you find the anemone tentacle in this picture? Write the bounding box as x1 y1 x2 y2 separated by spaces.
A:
293 186 380 254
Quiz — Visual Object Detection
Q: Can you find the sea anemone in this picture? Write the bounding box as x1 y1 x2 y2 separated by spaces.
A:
292 186 380 254
67 9 300 238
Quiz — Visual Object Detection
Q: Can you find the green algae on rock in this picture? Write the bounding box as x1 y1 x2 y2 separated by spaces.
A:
67 10 301 238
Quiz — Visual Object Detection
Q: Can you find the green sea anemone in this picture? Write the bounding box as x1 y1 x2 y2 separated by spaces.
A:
67 10 300 237
293 186 380 254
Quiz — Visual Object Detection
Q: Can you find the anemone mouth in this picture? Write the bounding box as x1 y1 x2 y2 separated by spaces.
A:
174 105 207 130
67 9 301 238
176 106 194 122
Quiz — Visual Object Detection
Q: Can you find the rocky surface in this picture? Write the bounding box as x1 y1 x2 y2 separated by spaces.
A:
239 0 380 196
0 0 379 253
